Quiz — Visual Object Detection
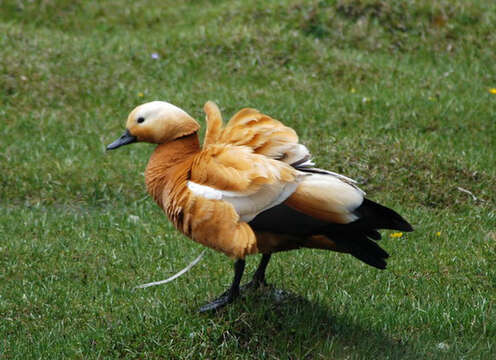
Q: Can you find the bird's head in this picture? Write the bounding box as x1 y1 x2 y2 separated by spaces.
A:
106 101 200 150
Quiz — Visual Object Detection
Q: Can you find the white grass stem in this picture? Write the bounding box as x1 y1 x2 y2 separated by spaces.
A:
135 250 206 289
457 187 480 202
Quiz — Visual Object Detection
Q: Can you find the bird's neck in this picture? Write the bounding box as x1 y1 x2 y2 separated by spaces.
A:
145 133 200 206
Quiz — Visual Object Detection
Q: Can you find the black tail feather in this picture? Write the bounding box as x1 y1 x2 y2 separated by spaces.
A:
328 198 412 269
348 236 389 269
325 229 390 269
354 198 413 232
365 229 382 240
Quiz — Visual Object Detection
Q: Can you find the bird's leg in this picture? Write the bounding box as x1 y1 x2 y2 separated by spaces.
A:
199 258 245 312
252 253 271 286
241 253 272 291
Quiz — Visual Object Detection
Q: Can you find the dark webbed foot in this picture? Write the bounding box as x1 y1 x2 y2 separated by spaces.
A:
198 254 273 312
199 259 245 313
198 288 239 312
240 278 268 292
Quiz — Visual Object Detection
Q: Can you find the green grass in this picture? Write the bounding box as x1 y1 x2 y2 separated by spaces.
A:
1 0 495 358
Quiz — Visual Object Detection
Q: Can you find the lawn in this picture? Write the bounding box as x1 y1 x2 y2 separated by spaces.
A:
1 0 495 358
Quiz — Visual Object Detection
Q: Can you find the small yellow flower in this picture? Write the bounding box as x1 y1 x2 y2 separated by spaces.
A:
390 232 403 238
488 88 496 95
350 88 356 93
138 92 144 97
436 232 441 236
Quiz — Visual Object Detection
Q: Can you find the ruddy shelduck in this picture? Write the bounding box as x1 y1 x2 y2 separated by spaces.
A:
107 101 413 311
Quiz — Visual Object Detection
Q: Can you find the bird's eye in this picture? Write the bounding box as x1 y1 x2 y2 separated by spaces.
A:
137 117 145 124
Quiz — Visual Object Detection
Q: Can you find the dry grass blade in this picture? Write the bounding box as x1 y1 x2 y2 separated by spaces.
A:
135 251 206 289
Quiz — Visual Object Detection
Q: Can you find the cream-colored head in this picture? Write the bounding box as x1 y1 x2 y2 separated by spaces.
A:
107 101 200 150
127 101 200 143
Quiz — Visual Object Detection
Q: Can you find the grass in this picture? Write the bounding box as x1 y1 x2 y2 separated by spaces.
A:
1 0 495 358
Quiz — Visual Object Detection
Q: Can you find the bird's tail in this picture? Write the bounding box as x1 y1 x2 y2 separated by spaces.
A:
353 198 413 232
323 199 413 269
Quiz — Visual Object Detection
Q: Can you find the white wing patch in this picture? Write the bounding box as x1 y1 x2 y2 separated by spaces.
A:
280 144 312 166
187 180 298 222
295 173 364 222
296 159 315 168
187 181 223 200
301 168 365 195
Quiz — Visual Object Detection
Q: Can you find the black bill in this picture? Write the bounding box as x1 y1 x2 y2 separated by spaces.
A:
106 129 137 150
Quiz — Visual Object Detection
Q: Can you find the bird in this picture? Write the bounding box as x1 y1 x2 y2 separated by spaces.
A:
107 100 413 312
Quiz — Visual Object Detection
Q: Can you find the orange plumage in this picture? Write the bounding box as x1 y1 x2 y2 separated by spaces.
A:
107 100 413 311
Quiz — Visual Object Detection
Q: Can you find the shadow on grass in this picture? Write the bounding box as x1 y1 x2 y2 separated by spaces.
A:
201 287 419 359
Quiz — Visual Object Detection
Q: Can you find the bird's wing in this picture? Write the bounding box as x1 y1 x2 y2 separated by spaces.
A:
202 101 223 147
201 101 364 224
202 101 312 167
190 144 303 223
285 172 365 224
